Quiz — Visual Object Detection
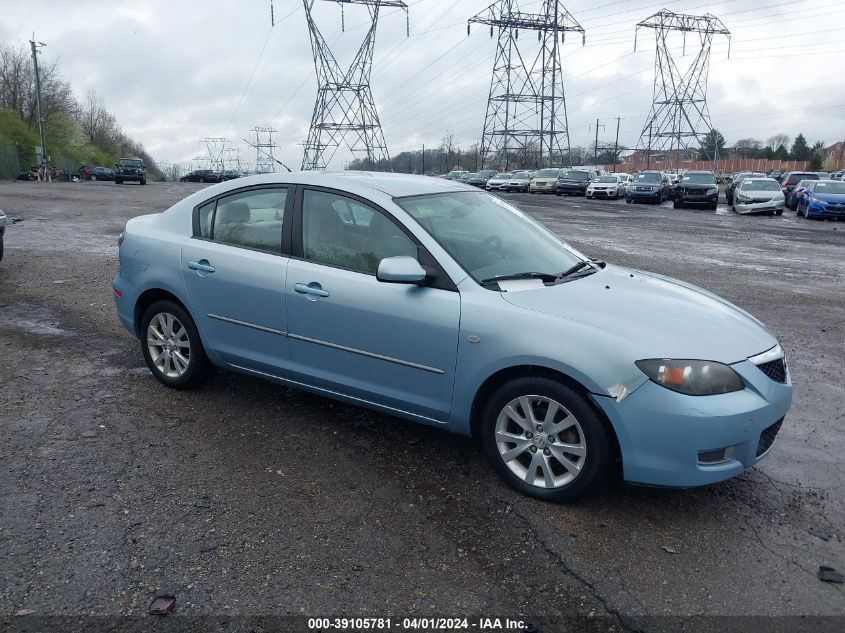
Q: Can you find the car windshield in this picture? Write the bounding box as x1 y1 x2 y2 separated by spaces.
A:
121 159 142 166
814 182 845 194
494 173 512 179
395 191 583 284
741 180 780 191
595 176 617 183
682 173 715 183
534 169 559 178
635 173 661 182
512 171 531 178
788 173 817 183
562 171 589 180
479 170 496 177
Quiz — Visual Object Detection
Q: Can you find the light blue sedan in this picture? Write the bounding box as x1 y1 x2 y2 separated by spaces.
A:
113 172 792 501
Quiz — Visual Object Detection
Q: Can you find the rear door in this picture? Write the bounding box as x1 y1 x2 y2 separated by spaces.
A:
180 185 292 376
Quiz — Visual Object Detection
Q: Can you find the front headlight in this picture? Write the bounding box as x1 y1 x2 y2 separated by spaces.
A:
736 193 752 203
810 198 826 207
707 186 718 194
635 359 744 396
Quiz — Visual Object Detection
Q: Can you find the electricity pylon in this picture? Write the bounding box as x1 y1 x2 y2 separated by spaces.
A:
302 0 409 171
469 1 584 170
251 126 279 173
201 137 228 172
634 10 730 168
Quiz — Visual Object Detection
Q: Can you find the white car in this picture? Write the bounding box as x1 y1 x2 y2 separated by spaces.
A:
586 174 627 200
529 168 561 193
731 178 785 216
485 172 513 191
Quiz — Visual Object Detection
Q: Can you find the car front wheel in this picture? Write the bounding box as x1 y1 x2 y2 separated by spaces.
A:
141 300 215 390
481 377 612 502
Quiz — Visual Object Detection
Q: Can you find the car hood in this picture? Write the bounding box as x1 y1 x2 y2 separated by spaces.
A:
813 193 845 202
500 264 775 364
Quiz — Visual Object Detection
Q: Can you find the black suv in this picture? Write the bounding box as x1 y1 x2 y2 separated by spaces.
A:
674 171 718 210
555 169 598 196
115 157 146 185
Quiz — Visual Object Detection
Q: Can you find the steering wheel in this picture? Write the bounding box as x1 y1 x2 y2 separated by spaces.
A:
471 234 505 268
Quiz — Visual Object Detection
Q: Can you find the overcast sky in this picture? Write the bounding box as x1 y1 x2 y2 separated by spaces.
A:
4 0 844 170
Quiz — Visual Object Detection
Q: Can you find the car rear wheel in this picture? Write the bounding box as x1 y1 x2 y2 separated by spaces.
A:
141 300 215 390
90 174 97 181
480 377 612 502
115 178 122 184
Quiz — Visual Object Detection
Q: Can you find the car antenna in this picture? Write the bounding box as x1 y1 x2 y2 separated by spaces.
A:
242 138 293 173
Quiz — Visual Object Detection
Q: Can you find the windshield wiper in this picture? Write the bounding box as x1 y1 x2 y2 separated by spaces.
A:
481 272 558 285
557 259 606 280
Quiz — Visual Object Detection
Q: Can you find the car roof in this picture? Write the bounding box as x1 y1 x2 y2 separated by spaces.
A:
198 171 472 198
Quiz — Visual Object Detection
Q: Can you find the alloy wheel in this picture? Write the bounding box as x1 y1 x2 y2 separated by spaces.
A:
146 312 191 378
495 395 587 489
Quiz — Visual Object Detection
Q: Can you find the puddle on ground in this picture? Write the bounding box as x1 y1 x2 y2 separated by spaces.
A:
0 303 70 336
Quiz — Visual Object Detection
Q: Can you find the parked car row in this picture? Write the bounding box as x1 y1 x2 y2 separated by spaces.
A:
180 169 247 183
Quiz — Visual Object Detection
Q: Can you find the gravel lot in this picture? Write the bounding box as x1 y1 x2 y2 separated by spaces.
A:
0 180 843 631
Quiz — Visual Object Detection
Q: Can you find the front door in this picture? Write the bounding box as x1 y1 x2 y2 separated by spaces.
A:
180 186 291 376
285 188 461 421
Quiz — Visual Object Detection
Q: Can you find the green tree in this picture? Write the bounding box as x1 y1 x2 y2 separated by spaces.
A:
775 145 790 161
809 141 826 171
698 129 725 160
790 134 810 161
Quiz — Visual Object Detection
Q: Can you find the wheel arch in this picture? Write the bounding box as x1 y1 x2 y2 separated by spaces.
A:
468 364 622 466
133 288 191 338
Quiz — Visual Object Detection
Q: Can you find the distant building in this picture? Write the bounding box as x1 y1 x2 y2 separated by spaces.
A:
825 142 844 169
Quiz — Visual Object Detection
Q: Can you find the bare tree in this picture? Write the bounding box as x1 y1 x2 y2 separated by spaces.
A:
766 133 789 152
734 138 762 157
439 131 460 171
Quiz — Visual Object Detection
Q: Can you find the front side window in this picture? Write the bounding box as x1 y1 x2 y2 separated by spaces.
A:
396 191 583 284
211 187 287 253
302 190 417 275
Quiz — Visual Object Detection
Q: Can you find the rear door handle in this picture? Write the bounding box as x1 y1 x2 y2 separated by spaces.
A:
188 259 215 273
294 282 329 298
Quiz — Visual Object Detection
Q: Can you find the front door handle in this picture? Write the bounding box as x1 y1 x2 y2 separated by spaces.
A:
188 259 215 273
294 282 330 298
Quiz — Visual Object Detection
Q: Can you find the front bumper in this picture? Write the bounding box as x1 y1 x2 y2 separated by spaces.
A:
556 183 587 195
593 359 792 487
806 203 845 218
587 188 620 198
627 188 661 201
530 181 557 193
734 198 785 214
677 192 718 205
505 183 530 192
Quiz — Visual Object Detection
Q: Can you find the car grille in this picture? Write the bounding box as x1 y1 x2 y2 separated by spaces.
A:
750 197 772 204
756 418 784 457
756 358 786 383
635 186 653 192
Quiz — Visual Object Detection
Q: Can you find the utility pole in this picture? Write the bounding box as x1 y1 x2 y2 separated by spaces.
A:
589 119 605 168
613 117 621 172
30 35 48 179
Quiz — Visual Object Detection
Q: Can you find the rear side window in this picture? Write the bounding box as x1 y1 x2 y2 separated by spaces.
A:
198 201 214 238
205 188 287 253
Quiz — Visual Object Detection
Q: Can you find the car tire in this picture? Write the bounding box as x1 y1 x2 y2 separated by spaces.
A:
115 178 122 184
480 377 612 502
775 209 783 216
90 174 97 181
140 178 147 185
0 238 4 263
673 201 681 209
140 300 216 390
709 203 718 211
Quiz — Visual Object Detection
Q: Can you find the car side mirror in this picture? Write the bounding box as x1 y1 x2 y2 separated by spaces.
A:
377 256 427 284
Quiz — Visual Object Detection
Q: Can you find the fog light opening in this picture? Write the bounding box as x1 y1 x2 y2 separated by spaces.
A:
698 446 734 464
